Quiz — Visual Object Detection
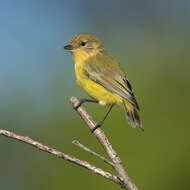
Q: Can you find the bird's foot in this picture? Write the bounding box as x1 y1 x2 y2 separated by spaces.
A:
91 121 103 133
73 99 86 110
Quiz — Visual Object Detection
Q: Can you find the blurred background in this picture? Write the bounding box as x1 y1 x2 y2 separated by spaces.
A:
0 0 189 189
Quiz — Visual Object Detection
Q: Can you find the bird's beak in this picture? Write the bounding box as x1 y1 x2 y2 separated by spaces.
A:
64 44 74 50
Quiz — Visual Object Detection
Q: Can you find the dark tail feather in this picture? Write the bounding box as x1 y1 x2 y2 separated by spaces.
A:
122 99 144 131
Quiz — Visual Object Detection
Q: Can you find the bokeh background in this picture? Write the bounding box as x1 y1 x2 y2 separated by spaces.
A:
0 0 189 189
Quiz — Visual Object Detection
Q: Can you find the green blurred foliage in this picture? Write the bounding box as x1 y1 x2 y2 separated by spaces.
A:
0 1 190 190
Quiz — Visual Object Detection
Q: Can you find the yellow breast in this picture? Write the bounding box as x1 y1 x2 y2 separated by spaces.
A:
74 59 121 106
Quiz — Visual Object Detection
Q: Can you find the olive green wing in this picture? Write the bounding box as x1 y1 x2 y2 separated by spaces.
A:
84 54 139 110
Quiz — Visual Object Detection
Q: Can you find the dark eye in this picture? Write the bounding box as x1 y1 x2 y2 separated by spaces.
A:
81 41 86 46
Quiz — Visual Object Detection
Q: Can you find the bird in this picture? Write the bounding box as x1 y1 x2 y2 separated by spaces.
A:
64 33 143 132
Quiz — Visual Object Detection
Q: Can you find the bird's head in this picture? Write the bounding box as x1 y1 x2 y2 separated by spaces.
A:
64 33 104 62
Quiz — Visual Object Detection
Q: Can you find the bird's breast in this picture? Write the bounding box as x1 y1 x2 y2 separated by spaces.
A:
74 62 121 106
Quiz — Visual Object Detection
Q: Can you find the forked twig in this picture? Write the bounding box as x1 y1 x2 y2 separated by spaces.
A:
70 97 138 190
0 129 121 186
0 96 139 190
72 140 114 167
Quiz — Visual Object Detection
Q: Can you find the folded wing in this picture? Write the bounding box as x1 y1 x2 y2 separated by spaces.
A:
84 54 139 110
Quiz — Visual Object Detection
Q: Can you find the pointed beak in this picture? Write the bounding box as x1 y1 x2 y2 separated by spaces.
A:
64 44 74 50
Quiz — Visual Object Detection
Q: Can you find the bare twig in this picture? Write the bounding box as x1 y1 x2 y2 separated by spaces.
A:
0 129 122 186
70 97 139 190
0 96 139 190
72 140 114 167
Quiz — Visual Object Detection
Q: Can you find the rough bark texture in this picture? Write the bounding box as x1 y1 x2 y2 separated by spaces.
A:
70 97 138 190
0 96 139 190
0 129 121 185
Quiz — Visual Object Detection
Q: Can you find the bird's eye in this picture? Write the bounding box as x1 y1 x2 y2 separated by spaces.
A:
81 42 86 46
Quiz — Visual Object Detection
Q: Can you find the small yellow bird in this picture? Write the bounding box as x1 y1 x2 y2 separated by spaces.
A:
64 33 144 132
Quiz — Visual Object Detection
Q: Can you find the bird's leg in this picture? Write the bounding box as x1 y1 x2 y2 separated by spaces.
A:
91 104 114 132
74 98 98 110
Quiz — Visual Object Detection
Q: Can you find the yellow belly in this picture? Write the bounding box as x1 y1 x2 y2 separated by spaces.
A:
75 63 121 106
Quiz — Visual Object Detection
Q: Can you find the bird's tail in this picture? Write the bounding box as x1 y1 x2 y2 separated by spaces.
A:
122 99 144 131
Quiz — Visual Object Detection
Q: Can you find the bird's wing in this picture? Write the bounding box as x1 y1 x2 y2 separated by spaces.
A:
84 54 139 110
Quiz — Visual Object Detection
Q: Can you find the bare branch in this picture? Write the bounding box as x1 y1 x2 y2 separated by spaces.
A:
70 97 139 190
0 129 122 186
72 140 114 167
0 96 140 190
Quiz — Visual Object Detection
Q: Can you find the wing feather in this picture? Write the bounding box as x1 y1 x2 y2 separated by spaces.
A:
84 53 139 110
